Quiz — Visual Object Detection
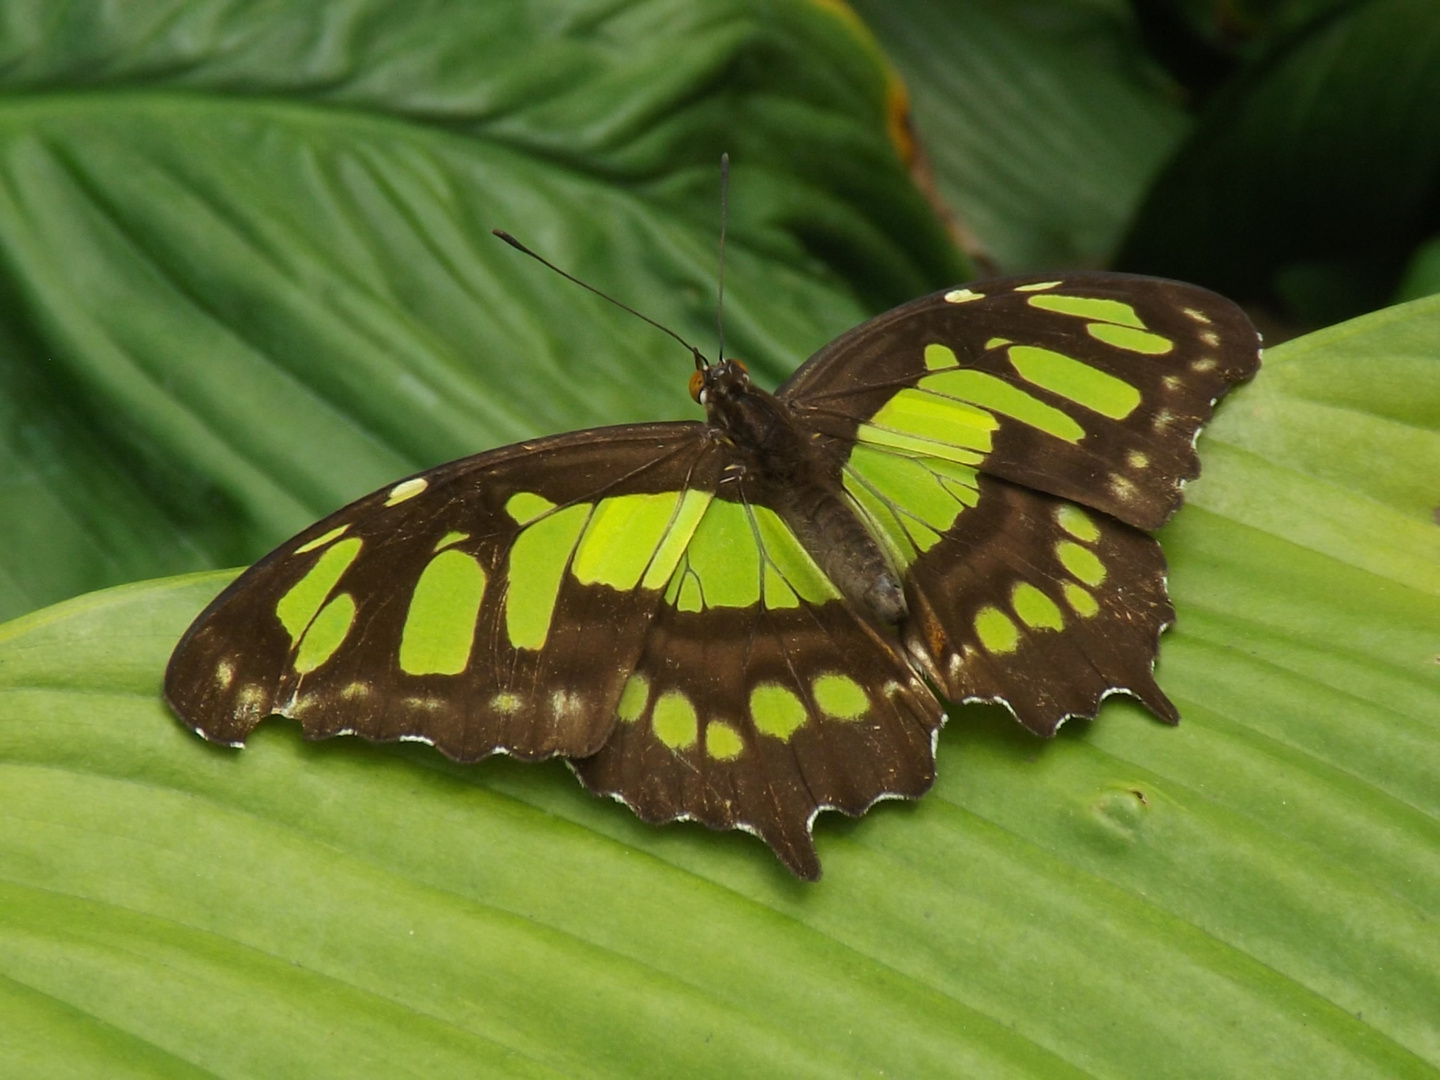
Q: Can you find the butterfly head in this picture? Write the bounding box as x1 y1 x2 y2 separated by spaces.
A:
689 356 749 409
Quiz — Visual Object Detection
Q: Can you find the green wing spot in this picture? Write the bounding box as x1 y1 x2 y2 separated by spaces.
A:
985 337 1012 351
861 446 966 529
859 388 996 465
641 489 712 590
399 549 487 676
682 500 760 609
1086 323 1173 355
974 605 1020 654
1056 504 1100 543
1026 293 1144 328
921 369 1084 443
1063 582 1100 617
813 674 868 720
277 537 363 644
505 491 556 525
750 683 808 741
1057 541 1107 586
573 491 681 591
751 505 842 606
1007 345 1142 420
1012 582 1064 631
652 691 698 750
434 531 469 552
843 465 917 568
845 444 973 555
762 564 800 609
385 477 429 506
924 342 957 370
505 503 591 651
856 424 985 466
678 573 704 612
295 525 349 556
294 593 357 674
925 454 982 492
927 457 984 506
617 674 649 722
706 721 745 761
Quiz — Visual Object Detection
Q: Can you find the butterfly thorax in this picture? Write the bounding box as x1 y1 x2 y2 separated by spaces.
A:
698 359 908 626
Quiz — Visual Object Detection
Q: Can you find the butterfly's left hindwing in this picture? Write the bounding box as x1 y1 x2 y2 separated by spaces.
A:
573 494 944 881
166 423 723 762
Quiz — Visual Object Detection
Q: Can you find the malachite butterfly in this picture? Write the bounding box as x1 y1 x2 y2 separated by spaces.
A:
166 270 1260 880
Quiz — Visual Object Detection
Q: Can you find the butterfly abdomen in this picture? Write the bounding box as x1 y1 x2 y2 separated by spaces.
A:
777 484 907 626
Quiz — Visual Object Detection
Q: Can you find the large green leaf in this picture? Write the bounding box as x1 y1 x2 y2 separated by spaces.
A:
2 295 1436 1076
0 0 963 622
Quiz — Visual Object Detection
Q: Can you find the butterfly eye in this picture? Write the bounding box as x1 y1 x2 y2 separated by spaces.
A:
688 369 705 402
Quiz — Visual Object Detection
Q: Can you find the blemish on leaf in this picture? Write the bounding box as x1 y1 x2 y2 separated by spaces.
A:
1087 784 1153 845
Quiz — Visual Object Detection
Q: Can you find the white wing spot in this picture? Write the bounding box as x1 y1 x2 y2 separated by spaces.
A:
215 659 236 690
1192 356 1218 373
948 653 964 680
1127 450 1150 470
551 689 582 720
1183 308 1212 324
944 288 984 304
1109 474 1139 501
403 695 445 712
492 692 522 715
1152 408 1175 431
341 682 371 701
1014 280 1061 292
1163 375 1182 391
236 684 267 721
1200 331 1220 347
386 477 429 506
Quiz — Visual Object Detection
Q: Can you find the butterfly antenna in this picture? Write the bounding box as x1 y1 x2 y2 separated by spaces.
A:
491 229 707 369
716 152 729 363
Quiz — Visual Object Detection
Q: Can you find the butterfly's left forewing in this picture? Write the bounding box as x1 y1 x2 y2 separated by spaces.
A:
165 423 726 762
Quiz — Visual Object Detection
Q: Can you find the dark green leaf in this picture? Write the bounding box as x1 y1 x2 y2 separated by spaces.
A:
1119 0 1440 323
0 0 963 621
851 0 1189 270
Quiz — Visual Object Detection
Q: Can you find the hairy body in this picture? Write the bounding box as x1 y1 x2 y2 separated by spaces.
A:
696 359 908 625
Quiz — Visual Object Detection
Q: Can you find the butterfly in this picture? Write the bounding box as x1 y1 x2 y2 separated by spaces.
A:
166 269 1260 880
